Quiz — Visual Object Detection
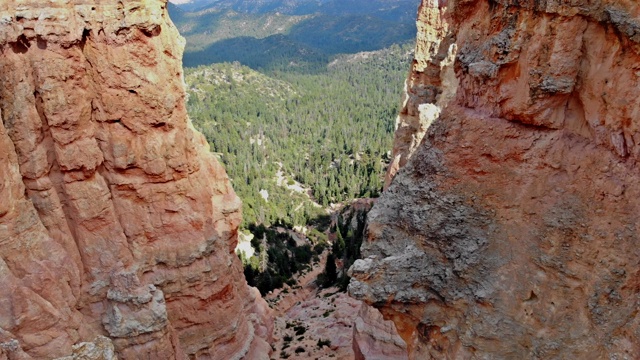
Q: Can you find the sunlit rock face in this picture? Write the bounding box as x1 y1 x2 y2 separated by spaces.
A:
0 1 272 358
384 0 458 189
352 304 408 360
351 0 640 358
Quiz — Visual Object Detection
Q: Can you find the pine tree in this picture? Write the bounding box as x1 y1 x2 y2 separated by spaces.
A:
333 227 345 258
323 253 338 287
258 234 269 273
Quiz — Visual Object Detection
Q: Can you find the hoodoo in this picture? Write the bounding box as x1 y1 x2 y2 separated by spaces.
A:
0 1 271 359
350 0 640 358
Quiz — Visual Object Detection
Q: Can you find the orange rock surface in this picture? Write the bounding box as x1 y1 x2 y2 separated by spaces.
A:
352 304 407 360
0 1 271 358
351 0 640 358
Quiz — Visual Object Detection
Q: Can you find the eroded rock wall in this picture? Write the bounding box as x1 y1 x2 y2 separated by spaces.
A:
384 0 458 188
351 0 640 358
0 1 271 358
352 304 408 360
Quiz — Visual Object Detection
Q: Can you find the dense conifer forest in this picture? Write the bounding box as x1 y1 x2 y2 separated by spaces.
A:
185 44 412 228
172 0 417 294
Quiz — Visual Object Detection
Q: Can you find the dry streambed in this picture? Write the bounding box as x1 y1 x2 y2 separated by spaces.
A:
266 253 363 360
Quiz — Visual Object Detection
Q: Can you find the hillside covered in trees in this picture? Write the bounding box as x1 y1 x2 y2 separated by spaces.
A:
185 45 412 228
170 0 417 295
169 0 417 70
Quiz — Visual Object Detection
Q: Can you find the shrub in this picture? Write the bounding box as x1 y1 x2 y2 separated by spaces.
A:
317 339 331 348
320 253 338 287
294 325 306 336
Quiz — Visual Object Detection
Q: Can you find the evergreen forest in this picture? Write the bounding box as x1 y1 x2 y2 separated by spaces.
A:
171 0 417 295
184 44 412 228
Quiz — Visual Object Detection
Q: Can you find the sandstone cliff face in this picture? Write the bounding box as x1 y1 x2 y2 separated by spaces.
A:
384 0 458 189
352 304 408 360
0 1 271 359
351 0 640 358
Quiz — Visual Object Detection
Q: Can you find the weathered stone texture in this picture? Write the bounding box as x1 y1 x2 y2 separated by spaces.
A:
353 304 408 360
351 0 640 358
385 0 458 188
0 1 271 358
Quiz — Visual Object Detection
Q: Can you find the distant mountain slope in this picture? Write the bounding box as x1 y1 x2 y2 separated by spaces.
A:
169 5 310 52
168 0 418 69
182 34 328 70
172 0 416 19
167 3 187 22
288 14 416 54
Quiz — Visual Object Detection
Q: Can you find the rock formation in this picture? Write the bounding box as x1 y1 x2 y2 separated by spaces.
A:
352 305 408 360
351 0 640 358
273 289 362 359
384 0 457 189
0 1 272 359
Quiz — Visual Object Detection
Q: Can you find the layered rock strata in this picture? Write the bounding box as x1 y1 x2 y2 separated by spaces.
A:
384 0 457 188
351 0 640 358
0 1 271 358
352 304 408 360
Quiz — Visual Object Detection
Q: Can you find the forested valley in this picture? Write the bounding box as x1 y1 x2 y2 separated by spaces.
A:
170 0 416 296
185 45 411 226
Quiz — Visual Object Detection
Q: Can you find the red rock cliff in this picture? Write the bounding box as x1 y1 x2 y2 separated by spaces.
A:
351 0 640 358
0 1 272 359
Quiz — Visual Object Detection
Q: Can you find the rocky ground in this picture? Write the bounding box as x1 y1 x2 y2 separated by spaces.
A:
266 253 363 360
272 289 361 360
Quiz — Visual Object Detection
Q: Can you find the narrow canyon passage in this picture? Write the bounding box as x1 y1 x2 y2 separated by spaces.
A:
1 0 639 359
